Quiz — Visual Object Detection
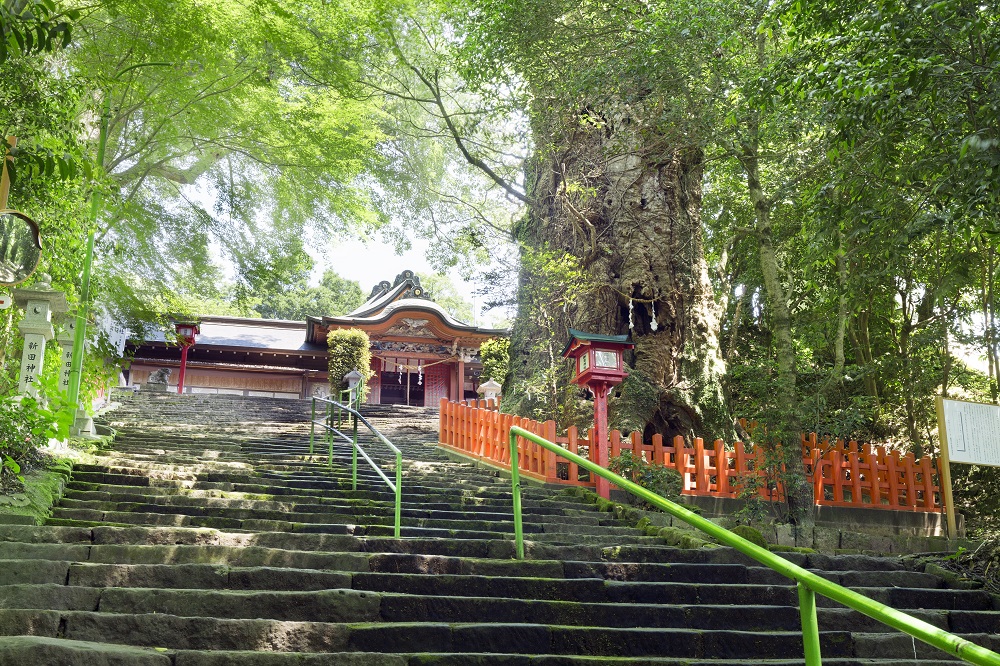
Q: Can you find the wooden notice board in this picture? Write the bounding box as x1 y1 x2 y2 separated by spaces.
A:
936 397 1000 537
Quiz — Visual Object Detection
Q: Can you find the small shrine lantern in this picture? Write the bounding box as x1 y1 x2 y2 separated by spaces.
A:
173 321 200 395
477 378 502 403
562 328 634 499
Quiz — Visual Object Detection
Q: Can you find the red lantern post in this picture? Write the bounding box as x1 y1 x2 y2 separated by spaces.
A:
562 329 634 499
174 321 199 395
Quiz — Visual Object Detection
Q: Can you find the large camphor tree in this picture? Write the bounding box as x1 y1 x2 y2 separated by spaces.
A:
452 1 732 441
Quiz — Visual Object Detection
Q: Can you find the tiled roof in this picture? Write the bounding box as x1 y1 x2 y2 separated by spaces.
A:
133 316 325 353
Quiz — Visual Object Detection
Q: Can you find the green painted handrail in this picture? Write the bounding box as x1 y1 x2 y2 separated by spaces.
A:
310 395 402 537
507 425 1000 666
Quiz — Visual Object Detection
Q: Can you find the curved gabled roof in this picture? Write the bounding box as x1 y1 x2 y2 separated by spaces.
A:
306 270 507 345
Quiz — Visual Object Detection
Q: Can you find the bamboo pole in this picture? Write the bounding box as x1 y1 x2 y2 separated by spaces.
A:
0 136 17 209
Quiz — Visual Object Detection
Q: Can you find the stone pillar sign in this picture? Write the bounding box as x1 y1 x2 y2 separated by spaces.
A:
56 318 76 392
12 274 68 396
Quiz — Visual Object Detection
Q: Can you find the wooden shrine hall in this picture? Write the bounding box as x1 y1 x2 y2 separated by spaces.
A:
306 270 506 406
128 271 506 405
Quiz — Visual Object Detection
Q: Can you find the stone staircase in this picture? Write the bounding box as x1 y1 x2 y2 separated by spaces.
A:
0 392 998 665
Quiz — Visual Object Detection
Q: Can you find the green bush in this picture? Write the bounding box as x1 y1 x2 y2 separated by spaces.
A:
327 328 373 397
608 450 682 510
0 379 72 492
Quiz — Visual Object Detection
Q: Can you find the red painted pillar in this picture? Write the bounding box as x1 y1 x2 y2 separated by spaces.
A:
177 344 189 395
593 381 610 499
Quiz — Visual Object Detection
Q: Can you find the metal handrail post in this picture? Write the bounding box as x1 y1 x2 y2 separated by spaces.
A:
798 581 822 666
352 411 358 491
394 451 402 538
308 395 404 537
505 425 1000 666
509 433 525 560
309 398 316 455
327 401 334 467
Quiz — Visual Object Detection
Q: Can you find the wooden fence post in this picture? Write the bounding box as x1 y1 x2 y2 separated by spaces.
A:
714 439 727 495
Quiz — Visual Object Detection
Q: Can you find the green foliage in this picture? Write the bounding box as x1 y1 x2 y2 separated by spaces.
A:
416 273 475 324
479 337 509 384
0 0 77 63
255 270 364 321
610 370 661 436
732 471 771 527
608 450 682 510
0 378 71 490
327 328 372 394
501 248 589 425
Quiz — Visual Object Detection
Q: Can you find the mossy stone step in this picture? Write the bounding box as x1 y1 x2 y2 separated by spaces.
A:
0 636 172 666
61 480 595 514
12 393 987 664
55 500 596 535
59 489 605 525
0 583 814 629
0 608 863 658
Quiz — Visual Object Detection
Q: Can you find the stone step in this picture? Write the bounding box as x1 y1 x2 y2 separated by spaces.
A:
62 480 595 514
54 495 619 526
6 605 991 660
0 552 945 593
1 521 938 574
58 489 598 521
19 393 987 665
0 636 966 665
57 491 613 525
4 582 992 635
0 609 863 658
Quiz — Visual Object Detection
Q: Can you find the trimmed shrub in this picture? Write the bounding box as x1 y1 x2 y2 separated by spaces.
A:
327 328 373 397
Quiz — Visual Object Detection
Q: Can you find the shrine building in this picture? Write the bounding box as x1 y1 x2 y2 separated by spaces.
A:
128 271 506 405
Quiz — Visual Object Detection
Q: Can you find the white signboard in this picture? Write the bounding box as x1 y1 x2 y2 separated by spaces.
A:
0 293 10 310
97 309 129 358
939 398 1000 466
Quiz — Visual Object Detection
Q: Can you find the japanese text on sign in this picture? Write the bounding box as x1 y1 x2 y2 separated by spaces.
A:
940 398 1000 467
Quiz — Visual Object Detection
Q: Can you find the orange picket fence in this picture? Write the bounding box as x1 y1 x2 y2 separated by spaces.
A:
438 398 944 513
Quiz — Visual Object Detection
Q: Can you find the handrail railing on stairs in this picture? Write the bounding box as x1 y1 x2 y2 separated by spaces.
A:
310 393 402 537
506 425 1000 666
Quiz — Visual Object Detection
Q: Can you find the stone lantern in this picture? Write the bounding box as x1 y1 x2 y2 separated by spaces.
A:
345 369 364 407
12 274 68 397
477 378 502 402
562 328 635 499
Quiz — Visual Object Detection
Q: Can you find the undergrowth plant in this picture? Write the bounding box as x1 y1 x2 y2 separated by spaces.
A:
0 373 72 491
608 450 681 510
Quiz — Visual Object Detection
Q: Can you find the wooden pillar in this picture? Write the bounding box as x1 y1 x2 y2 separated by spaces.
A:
592 381 610 499
457 358 466 401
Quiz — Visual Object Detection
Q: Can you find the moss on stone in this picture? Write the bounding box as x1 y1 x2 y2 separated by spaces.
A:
0 461 73 525
656 526 713 549
730 524 768 549
595 498 614 512
768 544 817 554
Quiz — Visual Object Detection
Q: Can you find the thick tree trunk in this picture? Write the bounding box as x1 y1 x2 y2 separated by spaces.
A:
503 103 731 442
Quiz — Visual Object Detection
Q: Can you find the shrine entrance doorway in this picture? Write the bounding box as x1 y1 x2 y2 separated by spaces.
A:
378 370 426 406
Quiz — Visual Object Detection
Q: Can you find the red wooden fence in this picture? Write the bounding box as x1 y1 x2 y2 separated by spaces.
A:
438 398 944 513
